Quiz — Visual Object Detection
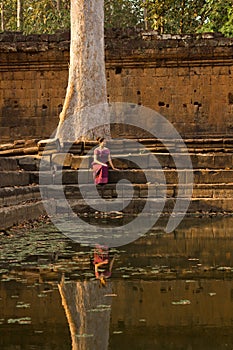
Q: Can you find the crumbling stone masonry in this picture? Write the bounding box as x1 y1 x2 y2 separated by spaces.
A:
0 29 233 141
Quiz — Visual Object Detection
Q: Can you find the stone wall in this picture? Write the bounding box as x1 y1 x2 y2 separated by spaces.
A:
0 29 233 141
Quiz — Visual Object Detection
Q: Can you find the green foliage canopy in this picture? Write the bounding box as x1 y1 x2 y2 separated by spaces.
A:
0 0 232 36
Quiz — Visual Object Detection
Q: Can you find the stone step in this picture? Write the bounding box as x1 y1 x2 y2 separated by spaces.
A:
83 138 233 155
0 201 46 231
69 138 233 153
38 183 233 210
73 183 233 200
0 157 19 171
35 169 233 186
1 167 232 191
0 185 40 207
4 135 233 152
1 137 233 157
2 150 233 174
0 171 31 188
52 197 233 215
14 151 233 172
1 181 231 211
111 152 233 170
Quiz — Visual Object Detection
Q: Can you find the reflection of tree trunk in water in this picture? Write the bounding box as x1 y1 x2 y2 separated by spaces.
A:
58 280 112 350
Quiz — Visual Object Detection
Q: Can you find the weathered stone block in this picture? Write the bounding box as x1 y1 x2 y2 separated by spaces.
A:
61 170 92 185
0 157 18 171
18 156 39 171
0 201 46 230
52 152 72 167
71 156 90 170
0 171 30 187
214 154 233 169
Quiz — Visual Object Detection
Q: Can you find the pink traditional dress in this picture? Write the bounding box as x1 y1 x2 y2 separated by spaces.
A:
93 245 111 279
92 147 110 184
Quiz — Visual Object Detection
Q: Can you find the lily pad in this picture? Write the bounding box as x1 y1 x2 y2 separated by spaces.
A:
172 299 191 305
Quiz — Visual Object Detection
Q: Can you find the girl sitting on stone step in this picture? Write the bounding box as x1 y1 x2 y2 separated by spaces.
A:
92 137 118 184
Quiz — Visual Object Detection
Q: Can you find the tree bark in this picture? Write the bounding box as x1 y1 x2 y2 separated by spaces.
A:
17 0 23 31
0 1 5 31
56 0 110 142
143 0 148 30
57 0 61 12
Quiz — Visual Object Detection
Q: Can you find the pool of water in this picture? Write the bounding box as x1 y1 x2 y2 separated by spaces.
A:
1 215 233 349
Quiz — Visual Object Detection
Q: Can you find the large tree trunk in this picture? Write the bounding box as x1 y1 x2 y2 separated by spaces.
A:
56 0 110 142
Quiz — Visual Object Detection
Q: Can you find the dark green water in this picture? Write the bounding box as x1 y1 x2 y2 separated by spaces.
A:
1 215 233 349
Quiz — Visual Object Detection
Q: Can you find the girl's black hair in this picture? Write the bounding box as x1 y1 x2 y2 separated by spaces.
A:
97 137 105 143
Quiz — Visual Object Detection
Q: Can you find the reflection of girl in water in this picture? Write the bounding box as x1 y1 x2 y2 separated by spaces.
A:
93 245 115 286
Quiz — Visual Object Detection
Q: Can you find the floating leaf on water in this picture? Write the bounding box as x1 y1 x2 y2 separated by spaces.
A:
16 302 30 308
217 266 232 271
97 304 111 309
172 299 191 305
87 308 100 312
18 319 32 324
76 333 94 338
71 273 80 277
7 317 31 324
113 331 123 334
110 248 120 253
83 272 94 277
88 307 110 313
1 278 13 282
185 280 196 283
37 294 47 298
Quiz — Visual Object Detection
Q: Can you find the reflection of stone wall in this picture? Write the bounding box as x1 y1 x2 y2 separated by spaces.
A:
0 30 233 141
1 277 233 349
123 216 233 267
111 279 233 328
0 279 71 348
116 217 233 268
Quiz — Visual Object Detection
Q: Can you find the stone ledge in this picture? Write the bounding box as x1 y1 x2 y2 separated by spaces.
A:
42 183 233 200
0 185 40 207
0 201 46 230
0 157 18 171
32 168 233 185
0 30 232 65
0 171 31 187
57 197 233 215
